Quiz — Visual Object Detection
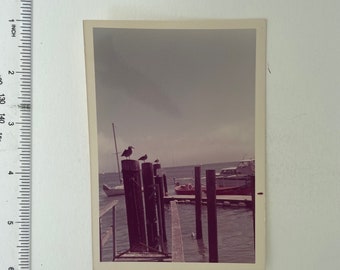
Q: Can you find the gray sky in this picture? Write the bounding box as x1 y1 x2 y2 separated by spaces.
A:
93 27 256 173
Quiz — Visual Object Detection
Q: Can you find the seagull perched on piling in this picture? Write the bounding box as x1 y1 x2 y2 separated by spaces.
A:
138 154 148 162
154 158 159 163
121 146 134 159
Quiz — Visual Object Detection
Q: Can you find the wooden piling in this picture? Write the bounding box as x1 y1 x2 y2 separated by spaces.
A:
121 159 147 252
155 175 167 242
206 169 218 263
195 166 203 240
155 184 165 252
153 163 161 177
141 162 158 250
163 174 168 196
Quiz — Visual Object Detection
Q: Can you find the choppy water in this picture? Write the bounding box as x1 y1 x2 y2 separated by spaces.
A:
99 162 255 263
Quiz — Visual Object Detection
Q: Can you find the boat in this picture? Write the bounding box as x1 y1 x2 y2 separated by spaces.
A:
174 183 196 195
174 182 251 195
208 184 251 195
217 159 255 179
103 183 124 196
235 159 255 176
173 159 255 195
215 159 255 187
216 166 246 180
103 123 125 197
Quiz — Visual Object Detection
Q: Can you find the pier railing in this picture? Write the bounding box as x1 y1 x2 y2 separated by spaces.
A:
99 199 118 261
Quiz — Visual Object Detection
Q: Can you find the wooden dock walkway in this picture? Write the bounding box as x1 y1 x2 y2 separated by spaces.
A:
163 194 252 206
170 201 184 262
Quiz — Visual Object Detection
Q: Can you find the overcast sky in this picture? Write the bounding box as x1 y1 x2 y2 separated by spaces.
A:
93 27 256 173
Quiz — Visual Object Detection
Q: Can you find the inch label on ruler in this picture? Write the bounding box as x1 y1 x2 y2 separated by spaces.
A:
0 1 32 270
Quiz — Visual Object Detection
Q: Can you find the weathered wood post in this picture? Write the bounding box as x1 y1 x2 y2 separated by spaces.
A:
163 174 168 196
195 166 203 240
206 169 218 262
141 162 158 250
153 163 161 178
154 162 167 243
155 183 165 252
155 175 167 243
112 205 116 261
121 159 147 252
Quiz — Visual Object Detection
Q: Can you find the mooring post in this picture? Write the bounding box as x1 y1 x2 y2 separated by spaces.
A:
163 174 168 196
121 159 147 252
112 204 116 261
155 183 165 252
155 175 167 242
195 166 203 240
153 163 161 177
206 169 218 262
141 162 158 250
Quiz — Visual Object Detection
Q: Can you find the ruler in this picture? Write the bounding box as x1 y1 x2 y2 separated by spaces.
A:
0 0 32 269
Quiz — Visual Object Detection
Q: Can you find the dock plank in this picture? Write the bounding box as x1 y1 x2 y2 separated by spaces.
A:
115 252 171 262
170 201 185 262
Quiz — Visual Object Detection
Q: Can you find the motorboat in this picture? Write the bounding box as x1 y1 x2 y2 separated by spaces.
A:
103 184 124 196
173 159 255 195
174 182 251 196
174 183 196 195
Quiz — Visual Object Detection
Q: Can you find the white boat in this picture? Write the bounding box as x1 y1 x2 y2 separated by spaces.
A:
102 123 125 197
216 166 245 179
217 160 255 178
235 159 255 176
215 159 255 187
103 183 124 196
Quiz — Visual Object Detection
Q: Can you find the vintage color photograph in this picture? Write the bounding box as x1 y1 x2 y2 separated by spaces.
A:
84 20 266 269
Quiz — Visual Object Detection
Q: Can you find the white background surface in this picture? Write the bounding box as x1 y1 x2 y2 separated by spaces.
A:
30 1 340 269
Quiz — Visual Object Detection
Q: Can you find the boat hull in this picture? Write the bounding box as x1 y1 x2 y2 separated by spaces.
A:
103 184 125 197
213 185 251 195
174 183 251 196
174 184 195 195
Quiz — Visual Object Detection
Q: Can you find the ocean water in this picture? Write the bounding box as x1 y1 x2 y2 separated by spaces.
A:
99 161 255 263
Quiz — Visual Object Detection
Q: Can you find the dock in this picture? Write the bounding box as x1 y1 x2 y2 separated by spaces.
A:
99 162 255 262
163 194 252 206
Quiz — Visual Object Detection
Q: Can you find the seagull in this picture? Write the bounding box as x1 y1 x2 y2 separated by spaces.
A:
154 158 159 163
121 146 134 159
138 154 148 162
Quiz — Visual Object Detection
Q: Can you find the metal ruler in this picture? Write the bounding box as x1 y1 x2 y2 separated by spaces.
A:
0 0 33 269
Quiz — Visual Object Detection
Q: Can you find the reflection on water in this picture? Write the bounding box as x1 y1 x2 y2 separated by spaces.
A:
196 239 208 261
